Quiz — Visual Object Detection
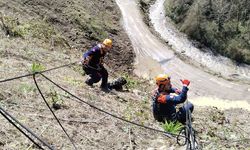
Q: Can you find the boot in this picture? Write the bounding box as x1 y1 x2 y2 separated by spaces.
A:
100 85 111 93
85 78 93 87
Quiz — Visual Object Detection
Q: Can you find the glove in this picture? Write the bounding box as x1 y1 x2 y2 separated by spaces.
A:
157 94 167 103
181 79 190 86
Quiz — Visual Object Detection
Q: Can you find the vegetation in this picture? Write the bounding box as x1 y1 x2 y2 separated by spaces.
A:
122 73 139 89
164 0 250 64
18 83 36 95
49 89 64 110
30 62 46 73
161 121 183 134
0 15 69 48
1 16 55 38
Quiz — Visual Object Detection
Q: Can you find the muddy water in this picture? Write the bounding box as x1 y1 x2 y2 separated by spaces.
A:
116 0 250 110
149 0 250 82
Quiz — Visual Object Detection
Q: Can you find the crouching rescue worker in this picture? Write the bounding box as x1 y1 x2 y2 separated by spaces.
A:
152 74 194 124
81 39 112 92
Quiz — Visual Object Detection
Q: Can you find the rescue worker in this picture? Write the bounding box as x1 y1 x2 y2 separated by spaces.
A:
81 39 112 92
152 74 194 124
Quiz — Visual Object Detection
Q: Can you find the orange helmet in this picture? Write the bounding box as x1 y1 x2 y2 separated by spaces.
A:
103 39 112 48
155 74 170 86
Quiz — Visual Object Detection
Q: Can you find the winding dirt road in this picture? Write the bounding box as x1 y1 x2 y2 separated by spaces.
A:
116 0 250 107
150 0 250 82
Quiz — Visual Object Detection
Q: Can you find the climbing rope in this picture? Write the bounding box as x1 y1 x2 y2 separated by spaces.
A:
39 73 186 138
0 62 190 148
33 74 78 150
0 61 78 83
0 105 54 150
178 100 199 150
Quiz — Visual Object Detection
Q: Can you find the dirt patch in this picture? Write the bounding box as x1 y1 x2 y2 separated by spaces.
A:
193 107 250 149
0 0 135 73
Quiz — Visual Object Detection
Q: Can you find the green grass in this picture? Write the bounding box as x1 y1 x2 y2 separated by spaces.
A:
29 21 56 39
161 121 183 134
71 65 85 76
2 16 55 38
122 73 139 89
30 62 46 73
1 15 68 47
63 76 83 86
124 105 133 121
18 83 36 94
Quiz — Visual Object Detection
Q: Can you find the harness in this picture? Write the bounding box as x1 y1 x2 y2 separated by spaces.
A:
152 89 177 122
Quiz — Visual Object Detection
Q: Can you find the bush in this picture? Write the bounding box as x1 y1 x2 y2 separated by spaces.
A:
161 121 183 134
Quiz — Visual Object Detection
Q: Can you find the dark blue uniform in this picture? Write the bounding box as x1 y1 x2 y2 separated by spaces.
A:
152 86 194 124
82 45 108 88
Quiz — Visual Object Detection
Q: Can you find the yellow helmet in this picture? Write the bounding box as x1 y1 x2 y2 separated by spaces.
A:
103 39 112 48
155 74 170 86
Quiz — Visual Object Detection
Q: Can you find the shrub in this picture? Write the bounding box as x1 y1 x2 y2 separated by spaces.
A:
31 62 46 73
161 121 184 134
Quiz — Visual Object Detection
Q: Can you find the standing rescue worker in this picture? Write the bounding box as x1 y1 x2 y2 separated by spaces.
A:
81 39 112 92
152 74 194 124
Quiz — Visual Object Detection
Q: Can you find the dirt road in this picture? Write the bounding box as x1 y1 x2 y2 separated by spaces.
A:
116 0 250 104
150 0 250 82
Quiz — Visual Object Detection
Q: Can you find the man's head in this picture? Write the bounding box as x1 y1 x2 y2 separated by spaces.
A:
102 39 112 52
155 74 171 91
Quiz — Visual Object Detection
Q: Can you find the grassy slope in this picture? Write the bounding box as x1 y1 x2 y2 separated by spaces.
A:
0 0 250 149
0 0 135 73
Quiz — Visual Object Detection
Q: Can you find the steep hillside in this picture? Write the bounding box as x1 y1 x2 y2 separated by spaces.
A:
0 0 135 73
164 0 250 64
1 0 250 149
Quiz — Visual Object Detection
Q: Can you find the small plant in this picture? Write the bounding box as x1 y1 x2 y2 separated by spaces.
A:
18 83 36 94
122 73 138 89
124 105 133 121
161 121 183 134
49 89 64 110
31 62 46 73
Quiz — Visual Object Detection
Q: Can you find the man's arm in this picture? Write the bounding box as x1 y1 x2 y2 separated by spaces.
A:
156 80 190 105
166 86 188 104
170 87 181 94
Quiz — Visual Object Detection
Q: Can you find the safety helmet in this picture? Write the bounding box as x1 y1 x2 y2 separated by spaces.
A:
103 39 112 48
155 74 170 86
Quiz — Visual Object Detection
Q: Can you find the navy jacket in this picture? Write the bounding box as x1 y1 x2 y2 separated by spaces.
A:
83 44 106 67
152 86 188 121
